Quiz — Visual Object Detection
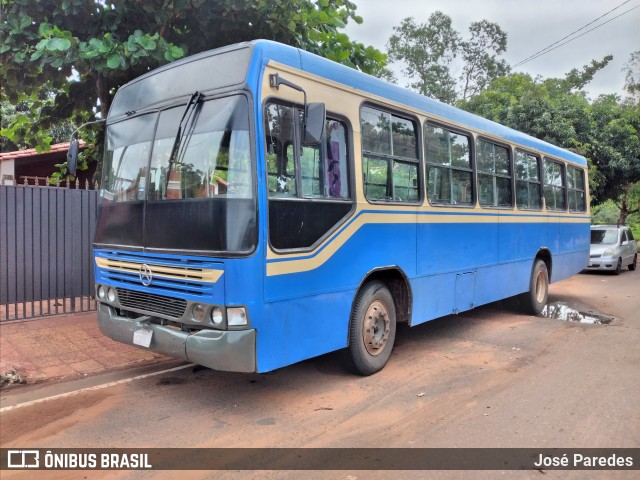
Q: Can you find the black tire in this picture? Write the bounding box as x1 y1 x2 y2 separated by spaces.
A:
629 254 637 271
517 259 549 315
614 258 622 275
345 280 397 376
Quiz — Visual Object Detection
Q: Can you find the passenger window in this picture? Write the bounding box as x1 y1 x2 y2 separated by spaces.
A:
543 159 566 211
515 150 542 209
361 106 420 202
425 123 473 205
477 139 512 208
567 165 586 212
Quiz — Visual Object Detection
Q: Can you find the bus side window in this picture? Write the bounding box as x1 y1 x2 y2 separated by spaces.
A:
301 120 349 199
361 105 420 203
265 103 297 196
265 101 353 250
477 139 512 208
265 103 349 200
567 165 586 212
515 150 542 210
425 123 473 205
543 158 566 211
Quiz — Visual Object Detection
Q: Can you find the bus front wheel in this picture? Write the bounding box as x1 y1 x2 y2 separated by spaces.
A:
345 280 397 376
518 259 549 315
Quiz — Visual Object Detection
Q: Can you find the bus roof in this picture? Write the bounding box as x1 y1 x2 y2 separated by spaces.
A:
250 40 587 167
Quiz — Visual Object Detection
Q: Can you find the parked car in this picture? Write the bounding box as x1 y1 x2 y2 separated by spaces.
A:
587 225 637 274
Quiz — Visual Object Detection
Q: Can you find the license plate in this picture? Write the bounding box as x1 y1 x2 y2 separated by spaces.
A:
133 328 153 348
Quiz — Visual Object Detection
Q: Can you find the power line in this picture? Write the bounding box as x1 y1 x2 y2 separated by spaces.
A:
513 0 638 68
515 5 640 67
513 0 633 67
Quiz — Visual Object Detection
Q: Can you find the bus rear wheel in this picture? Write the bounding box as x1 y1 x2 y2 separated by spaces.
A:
518 258 549 315
345 280 397 376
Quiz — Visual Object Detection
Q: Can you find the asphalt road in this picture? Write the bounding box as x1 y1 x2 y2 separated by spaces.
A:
1 269 638 480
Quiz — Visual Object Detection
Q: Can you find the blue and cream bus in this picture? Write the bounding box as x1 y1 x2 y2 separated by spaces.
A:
88 40 590 375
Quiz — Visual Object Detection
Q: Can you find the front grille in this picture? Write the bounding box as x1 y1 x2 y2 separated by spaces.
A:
590 254 601 258
116 288 187 319
97 257 223 283
95 253 224 299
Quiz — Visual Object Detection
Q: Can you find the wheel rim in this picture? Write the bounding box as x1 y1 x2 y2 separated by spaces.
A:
535 269 546 304
362 300 391 356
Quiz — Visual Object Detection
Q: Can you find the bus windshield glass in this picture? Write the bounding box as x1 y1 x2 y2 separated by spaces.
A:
98 95 256 253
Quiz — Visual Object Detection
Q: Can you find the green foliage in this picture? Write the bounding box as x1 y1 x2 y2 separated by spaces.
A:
592 187 640 242
387 12 509 104
459 72 592 149
387 13 459 104
588 95 640 205
591 200 622 224
0 88 76 153
458 20 509 100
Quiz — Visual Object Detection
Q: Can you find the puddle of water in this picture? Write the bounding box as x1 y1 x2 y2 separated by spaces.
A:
541 303 613 324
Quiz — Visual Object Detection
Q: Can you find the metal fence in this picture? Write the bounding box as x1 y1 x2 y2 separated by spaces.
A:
0 183 98 322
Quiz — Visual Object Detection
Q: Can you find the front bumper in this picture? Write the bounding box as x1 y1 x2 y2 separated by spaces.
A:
586 257 617 271
97 303 256 372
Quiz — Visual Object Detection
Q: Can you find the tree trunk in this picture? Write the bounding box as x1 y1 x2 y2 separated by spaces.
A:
92 74 110 184
618 189 629 225
95 74 110 119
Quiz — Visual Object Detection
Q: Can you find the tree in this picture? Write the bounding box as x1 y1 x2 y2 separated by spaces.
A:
458 20 509 101
0 0 387 170
387 12 459 104
459 72 591 149
386 12 509 104
588 95 640 223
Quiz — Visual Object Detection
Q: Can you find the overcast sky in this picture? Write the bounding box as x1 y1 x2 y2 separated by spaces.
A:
344 0 640 99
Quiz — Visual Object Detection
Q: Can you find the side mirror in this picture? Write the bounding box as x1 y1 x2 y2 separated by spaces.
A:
67 139 80 176
303 102 326 146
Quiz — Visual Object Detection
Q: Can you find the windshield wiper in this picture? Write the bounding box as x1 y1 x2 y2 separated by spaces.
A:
165 91 203 194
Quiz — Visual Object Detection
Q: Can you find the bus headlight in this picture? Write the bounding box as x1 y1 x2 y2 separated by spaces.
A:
192 303 206 322
97 285 106 300
227 307 248 327
211 307 224 326
107 288 116 303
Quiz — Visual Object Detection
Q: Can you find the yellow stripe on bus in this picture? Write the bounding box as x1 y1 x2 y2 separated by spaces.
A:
95 257 224 283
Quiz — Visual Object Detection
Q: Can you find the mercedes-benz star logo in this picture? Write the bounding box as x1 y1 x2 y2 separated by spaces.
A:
139 264 153 286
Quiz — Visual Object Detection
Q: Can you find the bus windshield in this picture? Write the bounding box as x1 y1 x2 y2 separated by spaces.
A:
97 95 256 253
